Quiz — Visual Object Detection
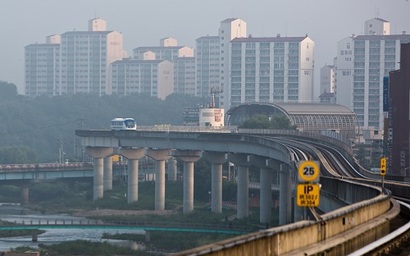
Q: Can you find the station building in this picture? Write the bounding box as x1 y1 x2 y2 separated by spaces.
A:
225 102 359 139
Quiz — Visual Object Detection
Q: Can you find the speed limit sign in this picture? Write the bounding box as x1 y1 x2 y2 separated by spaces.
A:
298 160 320 183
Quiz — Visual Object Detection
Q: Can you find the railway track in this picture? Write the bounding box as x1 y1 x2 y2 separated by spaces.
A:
282 136 410 255
244 133 410 255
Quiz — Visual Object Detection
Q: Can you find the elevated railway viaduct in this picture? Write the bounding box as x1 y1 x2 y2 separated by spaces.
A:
75 128 409 255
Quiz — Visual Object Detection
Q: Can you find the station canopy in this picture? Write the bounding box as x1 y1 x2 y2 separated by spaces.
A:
225 102 358 139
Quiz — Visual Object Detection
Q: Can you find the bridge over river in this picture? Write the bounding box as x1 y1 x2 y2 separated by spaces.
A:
0 218 247 242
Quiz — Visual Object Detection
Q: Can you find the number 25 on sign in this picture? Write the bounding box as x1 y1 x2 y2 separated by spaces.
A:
298 160 320 183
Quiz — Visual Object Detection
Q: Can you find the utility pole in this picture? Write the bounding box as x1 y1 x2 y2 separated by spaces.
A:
58 137 64 164
210 86 223 108
74 118 85 162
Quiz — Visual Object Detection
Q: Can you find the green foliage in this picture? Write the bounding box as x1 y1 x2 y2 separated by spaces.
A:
103 231 236 252
0 184 20 202
1 177 261 255
18 180 187 213
0 146 37 164
239 114 297 130
194 159 212 201
0 81 18 100
0 230 45 238
222 181 237 201
29 182 69 202
102 232 146 242
0 90 203 163
147 231 236 252
38 240 155 256
240 114 272 128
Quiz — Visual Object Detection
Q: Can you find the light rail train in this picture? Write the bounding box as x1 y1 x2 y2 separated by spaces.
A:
110 118 137 130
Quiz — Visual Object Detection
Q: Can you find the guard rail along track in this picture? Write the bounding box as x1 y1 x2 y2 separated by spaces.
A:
176 179 398 256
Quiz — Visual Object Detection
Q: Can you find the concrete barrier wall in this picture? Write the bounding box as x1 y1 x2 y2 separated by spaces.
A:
176 178 398 256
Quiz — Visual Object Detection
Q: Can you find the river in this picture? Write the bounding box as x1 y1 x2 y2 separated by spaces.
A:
0 203 145 251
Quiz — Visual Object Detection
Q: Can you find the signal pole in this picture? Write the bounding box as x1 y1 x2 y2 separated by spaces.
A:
380 156 387 193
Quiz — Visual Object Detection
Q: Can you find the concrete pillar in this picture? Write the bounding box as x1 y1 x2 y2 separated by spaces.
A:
294 165 304 221
167 157 178 181
184 161 194 213
279 164 292 225
260 168 272 224
93 158 104 200
146 149 171 211
249 156 292 225
155 160 166 211
21 184 29 205
31 230 38 242
103 156 113 191
228 153 251 219
202 151 227 213
211 163 223 213
173 150 202 214
120 148 146 204
237 165 249 219
145 230 151 242
85 147 114 201
127 159 139 203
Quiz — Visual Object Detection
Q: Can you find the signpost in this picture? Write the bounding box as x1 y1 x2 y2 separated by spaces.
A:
380 157 387 192
380 157 386 176
297 160 320 208
296 184 320 207
297 160 320 183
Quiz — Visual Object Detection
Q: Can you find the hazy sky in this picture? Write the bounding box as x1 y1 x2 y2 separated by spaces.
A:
0 0 408 94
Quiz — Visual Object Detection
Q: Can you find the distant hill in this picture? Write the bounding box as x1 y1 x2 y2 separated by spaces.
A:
0 82 206 163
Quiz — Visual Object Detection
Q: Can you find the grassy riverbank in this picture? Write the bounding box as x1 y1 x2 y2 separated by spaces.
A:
1 179 277 255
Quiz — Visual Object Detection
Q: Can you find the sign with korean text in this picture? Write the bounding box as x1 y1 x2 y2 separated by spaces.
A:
214 109 222 122
298 160 320 183
380 157 387 176
383 76 389 112
296 184 320 207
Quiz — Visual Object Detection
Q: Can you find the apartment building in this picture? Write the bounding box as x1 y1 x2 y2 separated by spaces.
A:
320 64 335 94
229 35 315 107
219 18 247 110
132 37 194 61
111 59 174 100
335 18 410 134
24 35 61 96
195 35 220 98
174 57 196 96
364 18 390 36
132 37 194 96
24 18 126 96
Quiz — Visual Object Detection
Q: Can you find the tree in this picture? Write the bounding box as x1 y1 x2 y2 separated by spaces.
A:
0 146 37 164
239 114 297 130
0 92 205 163
0 81 18 99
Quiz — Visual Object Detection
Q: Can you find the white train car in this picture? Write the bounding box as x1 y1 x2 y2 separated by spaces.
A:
110 118 137 130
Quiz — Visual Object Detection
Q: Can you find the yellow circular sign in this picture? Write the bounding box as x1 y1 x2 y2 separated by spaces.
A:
298 161 319 182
